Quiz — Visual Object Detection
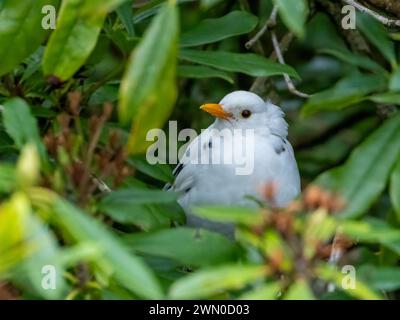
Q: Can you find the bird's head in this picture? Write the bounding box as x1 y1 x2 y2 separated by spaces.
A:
200 91 285 132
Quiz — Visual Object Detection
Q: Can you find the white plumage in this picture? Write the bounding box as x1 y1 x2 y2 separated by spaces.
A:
169 91 300 236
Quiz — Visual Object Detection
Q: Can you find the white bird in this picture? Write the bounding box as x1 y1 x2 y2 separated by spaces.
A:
168 91 300 237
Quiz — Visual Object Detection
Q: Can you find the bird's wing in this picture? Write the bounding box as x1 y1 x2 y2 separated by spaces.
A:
168 127 213 194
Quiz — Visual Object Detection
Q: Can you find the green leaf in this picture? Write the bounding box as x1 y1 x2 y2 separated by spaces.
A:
284 278 315 300
1 98 46 158
123 227 238 267
169 264 267 299
273 0 308 39
302 72 387 116
0 0 58 76
178 65 234 83
31 189 164 299
98 187 180 230
315 115 400 218
128 157 174 183
180 11 258 47
390 158 400 222
340 218 400 250
101 187 178 205
0 164 15 193
180 49 299 79
21 214 67 299
119 2 179 154
116 1 135 38
0 193 30 276
238 281 281 300
389 67 400 91
42 0 117 81
319 48 385 73
316 264 382 300
357 12 397 68
358 265 400 291
192 206 263 226
369 92 400 105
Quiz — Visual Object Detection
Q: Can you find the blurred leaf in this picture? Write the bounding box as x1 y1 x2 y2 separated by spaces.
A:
316 264 382 300
180 11 258 47
358 265 400 291
123 227 238 267
180 49 299 79
302 72 386 116
192 206 262 226
340 218 400 249
31 189 164 299
1 98 46 158
316 115 400 218
238 281 281 300
169 264 267 299
0 164 15 193
0 0 58 76
119 2 179 155
42 0 111 81
357 13 396 68
0 193 30 276
303 209 337 260
390 158 400 222
369 92 400 105
116 1 135 38
284 278 315 300
319 48 384 73
273 0 308 39
389 67 400 91
178 65 234 83
21 213 67 299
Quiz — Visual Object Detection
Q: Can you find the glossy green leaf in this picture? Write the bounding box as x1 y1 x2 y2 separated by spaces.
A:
315 115 400 218
123 227 238 267
178 65 234 83
31 189 164 299
273 0 308 39
180 11 258 47
42 0 122 81
357 12 397 68
390 158 400 222
192 206 263 226
169 264 267 299
119 2 179 154
302 72 387 116
0 0 58 76
180 49 299 79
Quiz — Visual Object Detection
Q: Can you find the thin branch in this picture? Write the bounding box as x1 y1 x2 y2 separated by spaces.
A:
245 6 279 49
247 5 310 98
343 0 400 27
270 31 311 98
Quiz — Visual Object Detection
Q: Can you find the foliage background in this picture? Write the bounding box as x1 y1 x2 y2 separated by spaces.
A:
0 0 400 300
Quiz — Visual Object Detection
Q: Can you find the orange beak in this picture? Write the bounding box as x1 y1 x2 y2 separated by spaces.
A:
200 103 232 120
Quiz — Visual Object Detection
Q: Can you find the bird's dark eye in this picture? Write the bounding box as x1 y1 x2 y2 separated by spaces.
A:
241 109 251 118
